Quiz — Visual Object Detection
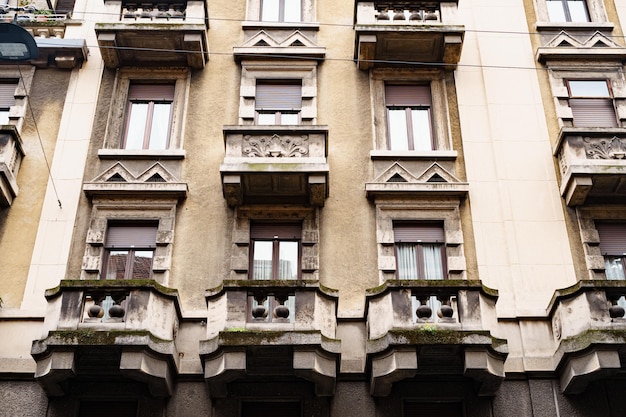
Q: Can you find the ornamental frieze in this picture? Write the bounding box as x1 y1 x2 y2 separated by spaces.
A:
583 137 626 160
243 134 309 158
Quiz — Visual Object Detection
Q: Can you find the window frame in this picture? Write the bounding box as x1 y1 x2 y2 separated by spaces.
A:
254 81 303 126
546 0 590 22
385 84 435 151
260 0 302 22
101 222 158 280
565 79 618 128
245 0 315 24
534 0 608 24
250 222 302 280
122 83 175 150
0 80 18 125
394 222 447 280
596 222 626 280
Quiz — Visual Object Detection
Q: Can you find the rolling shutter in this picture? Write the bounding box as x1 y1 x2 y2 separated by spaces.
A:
251 222 302 239
55 0 76 13
569 98 617 128
256 82 302 110
394 222 445 243
597 223 626 255
385 85 431 107
128 84 175 101
105 223 158 248
0 82 17 109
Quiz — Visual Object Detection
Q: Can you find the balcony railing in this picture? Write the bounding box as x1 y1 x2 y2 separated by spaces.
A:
220 126 329 206
95 0 209 68
31 280 182 397
354 1 464 69
0 126 25 207
366 280 507 396
556 130 626 205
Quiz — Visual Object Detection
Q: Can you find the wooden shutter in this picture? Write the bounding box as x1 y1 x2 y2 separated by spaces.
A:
597 223 626 255
128 84 175 101
404 401 463 417
256 82 302 110
251 222 302 239
569 98 617 127
105 223 158 248
385 85 431 106
0 82 17 108
241 401 301 417
55 0 76 13
394 222 445 243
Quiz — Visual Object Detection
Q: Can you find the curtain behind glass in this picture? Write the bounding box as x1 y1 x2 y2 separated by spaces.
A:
423 244 443 280
397 243 417 279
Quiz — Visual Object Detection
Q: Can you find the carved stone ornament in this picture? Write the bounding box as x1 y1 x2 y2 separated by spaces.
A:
584 137 626 160
243 134 309 158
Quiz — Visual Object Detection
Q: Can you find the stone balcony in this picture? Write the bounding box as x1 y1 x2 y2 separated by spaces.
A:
220 125 329 206
354 1 464 70
555 129 626 206
200 280 340 398
366 280 507 396
0 125 25 206
31 280 182 397
95 0 209 68
549 280 626 394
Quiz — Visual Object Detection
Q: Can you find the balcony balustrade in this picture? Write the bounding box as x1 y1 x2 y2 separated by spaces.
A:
366 280 507 396
220 126 329 206
354 1 464 70
95 0 209 68
31 280 182 397
200 280 339 397
556 130 626 205
0 126 24 206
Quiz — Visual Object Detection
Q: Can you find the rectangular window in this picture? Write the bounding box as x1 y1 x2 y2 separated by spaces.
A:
123 83 175 150
103 222 157 280
0 81 17 125
546 0 590 22
385 85 434 151
256 81 302 125
394 222 446 280
250 222 301 280
567 80 618 128
260 0 302 22
597 223 626 280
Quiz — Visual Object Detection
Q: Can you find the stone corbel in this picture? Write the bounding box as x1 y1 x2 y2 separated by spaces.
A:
370 348 418 396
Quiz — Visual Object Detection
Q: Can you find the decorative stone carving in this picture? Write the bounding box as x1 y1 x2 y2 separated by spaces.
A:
584 136 626 159
243 134 309 158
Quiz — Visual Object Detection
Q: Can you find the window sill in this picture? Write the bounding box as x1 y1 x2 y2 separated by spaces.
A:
535 21 614 32
241 20 320 30
98 149 186 160
370 150 458 160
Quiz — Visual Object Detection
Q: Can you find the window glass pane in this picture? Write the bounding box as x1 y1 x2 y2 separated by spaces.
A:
278 241 298 279
261 0 279 21
257 112 276 125
422 244 444 279
605 256 626 280
106 250 129 280
284 0 301 22
568 0 589 22
253 241 273 280
546 0 566 21
410 109 433 150
280 112 299 125
125 102 149 149
397 243 418 279
0 110 8 124
148 103 171 150
132 250 153 279
388 109 410 150
569 80 610 97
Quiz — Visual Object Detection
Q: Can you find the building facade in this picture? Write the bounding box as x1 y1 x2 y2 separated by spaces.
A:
1 0 626 415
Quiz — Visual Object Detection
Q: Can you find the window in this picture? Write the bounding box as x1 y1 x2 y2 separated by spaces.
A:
261 0 301 22
79 401 138 417
250 222 301 280
122 83 175 150
0 81 17 125
403 401 463 417
255 81 302 125
102 222 157 280
597 223 626 280
242 401 301 417
385 85 434 151
546 0 589 22
394 222 446 280
567 80 617 128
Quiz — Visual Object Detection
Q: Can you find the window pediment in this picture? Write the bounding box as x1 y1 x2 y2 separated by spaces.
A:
538 31 626 62
234 30 326 60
